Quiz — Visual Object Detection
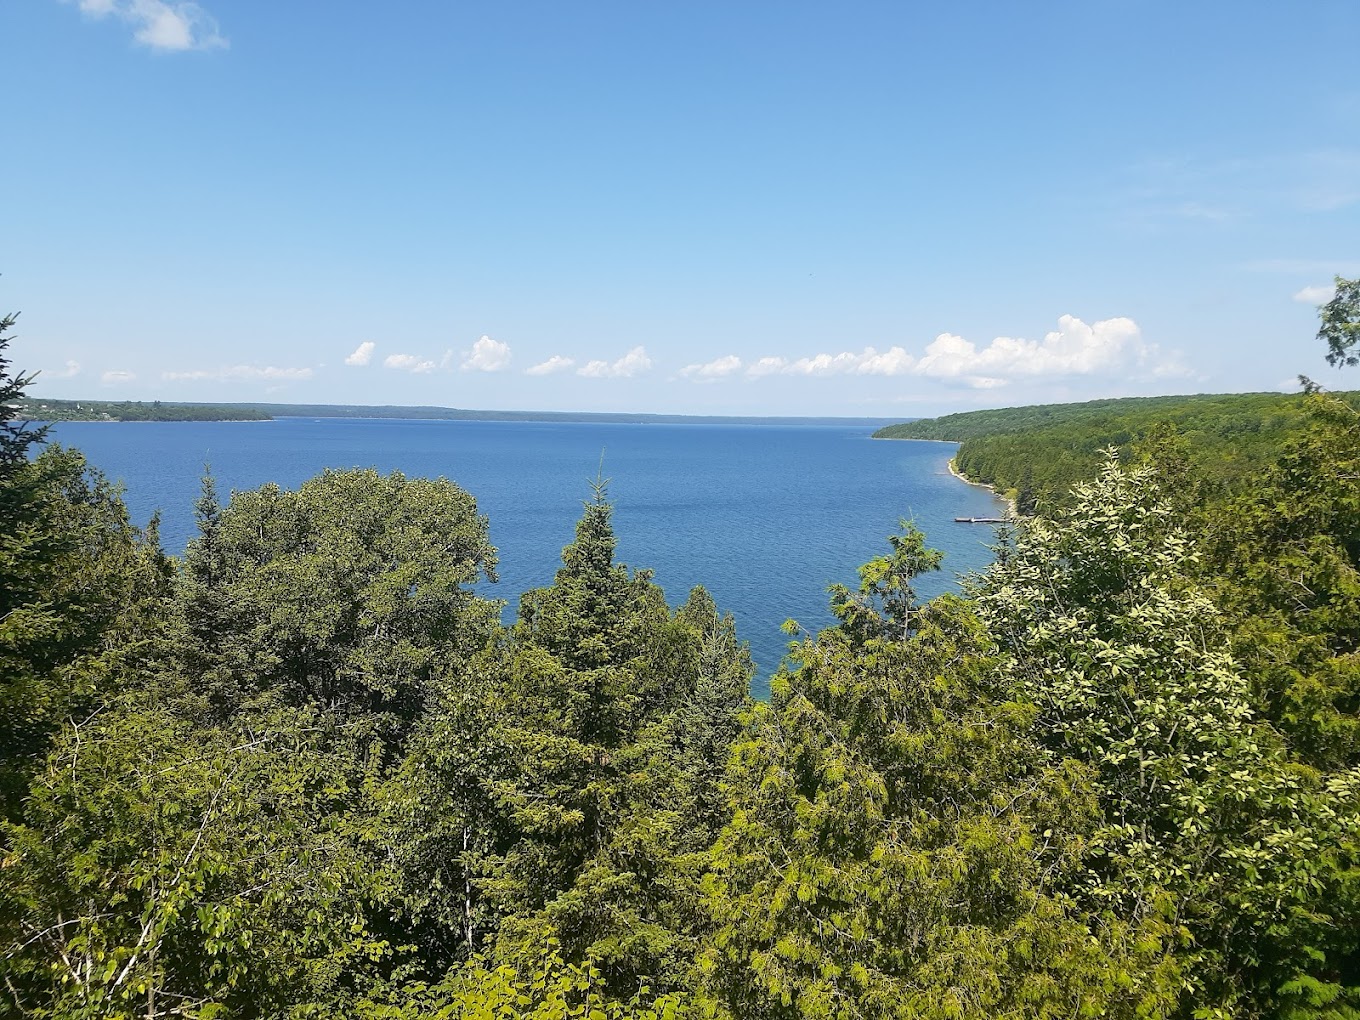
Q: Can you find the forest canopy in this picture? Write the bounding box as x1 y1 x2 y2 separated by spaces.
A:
875 388 1360 513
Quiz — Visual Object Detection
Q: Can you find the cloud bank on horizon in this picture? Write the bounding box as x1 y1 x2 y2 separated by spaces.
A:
383 353 439 375
578 346 653 379
680 315 1186 390
329 315 1180 391
63 314 1192 400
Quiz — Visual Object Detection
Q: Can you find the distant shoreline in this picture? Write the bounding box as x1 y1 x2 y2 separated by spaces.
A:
37 418 273 424
22 398 902 428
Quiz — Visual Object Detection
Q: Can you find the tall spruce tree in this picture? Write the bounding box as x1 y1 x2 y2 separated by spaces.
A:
394 481 752 997
0 311 171 820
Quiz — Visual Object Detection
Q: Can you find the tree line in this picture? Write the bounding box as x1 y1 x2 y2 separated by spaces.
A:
14 398 273 422
2 282 1359 1018
876 389 1360 514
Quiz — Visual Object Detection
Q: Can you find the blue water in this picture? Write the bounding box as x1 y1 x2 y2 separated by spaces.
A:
47 418 1005 698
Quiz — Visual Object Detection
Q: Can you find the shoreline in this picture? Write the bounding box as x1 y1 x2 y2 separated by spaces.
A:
948 457 1016 515
30 418 274 424
871 435 957 444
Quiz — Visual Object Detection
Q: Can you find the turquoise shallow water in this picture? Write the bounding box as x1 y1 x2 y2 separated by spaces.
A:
47 418 1006 698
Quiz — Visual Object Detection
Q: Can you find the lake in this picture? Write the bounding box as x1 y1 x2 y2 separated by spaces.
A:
47 418 1006 698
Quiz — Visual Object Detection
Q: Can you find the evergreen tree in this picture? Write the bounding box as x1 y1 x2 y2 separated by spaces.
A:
396 482 753 997
827 519 943 644
1015 464 1038 517
704 572 1177 1020
0 444 171 820
0 311 45 480
1195 395 1360 770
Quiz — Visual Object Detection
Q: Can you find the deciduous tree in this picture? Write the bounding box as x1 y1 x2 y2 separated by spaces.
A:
1319 276 1360 368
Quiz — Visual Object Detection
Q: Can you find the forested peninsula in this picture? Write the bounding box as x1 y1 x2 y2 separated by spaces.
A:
3 285 1360 1020
875 389 1360 513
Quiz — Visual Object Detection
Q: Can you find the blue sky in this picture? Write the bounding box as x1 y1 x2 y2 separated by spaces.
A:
3 0 1357 416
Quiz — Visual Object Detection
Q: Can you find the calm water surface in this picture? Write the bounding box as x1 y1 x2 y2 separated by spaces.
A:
48 418 1005 698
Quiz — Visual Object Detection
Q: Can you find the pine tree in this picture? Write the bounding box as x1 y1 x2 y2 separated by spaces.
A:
0 311 45 481
404 483 753 996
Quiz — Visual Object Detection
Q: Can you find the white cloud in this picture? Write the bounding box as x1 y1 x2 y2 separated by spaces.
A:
856 347 916 376
49 360 82 378
578 346 652 379
526 355 575 376
101 370 136 384
162 365 314 382
345 341 375 366
71 0 227 51
745 346 916 378
462 335 512 372
1293 284 1338 305
384 353 437 374
681 355 743 381
914 315 1182 389
739 316 1184 391
746 357 788 378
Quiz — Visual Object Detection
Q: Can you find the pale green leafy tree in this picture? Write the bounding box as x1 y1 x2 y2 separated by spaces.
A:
974 453 1360 1017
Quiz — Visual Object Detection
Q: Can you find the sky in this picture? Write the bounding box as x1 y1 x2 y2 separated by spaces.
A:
2 0 1358 417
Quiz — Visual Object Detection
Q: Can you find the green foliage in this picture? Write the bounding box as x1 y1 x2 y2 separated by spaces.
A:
876 390 1360 513
1319 277 1360 369
175 467 501 743
0 444 171 819
975 452 1360 1017
704 584 1180 1020
4 466 508 1018
873 391 1331 443
359 941 701 1020
0 312 46 479
1 697 399 1018
386 482 753 997
13 397 272 422
1195 396 1360 769
828 519 943 643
